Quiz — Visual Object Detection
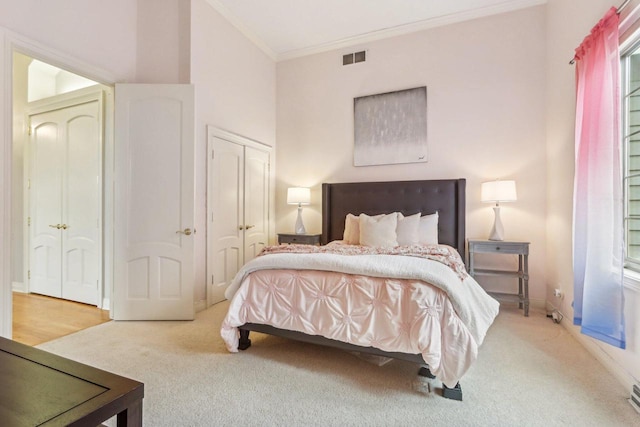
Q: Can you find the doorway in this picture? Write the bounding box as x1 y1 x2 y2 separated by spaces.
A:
11 52 110 343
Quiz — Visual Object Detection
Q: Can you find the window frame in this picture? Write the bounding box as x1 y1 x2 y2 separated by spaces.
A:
621 35 640 272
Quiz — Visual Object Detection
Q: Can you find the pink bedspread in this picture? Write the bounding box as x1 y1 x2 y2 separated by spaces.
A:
221 244 499 388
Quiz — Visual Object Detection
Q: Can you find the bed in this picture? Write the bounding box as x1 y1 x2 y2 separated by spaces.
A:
220 179 499 400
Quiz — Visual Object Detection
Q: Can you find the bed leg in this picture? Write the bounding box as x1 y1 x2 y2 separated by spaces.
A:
418 366 436 379
442 382 463 401
238 329 252 350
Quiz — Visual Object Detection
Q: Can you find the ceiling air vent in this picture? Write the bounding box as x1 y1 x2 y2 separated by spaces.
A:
343 50 366 66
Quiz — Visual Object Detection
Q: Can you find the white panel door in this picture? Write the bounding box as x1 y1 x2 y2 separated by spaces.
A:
29 118 63 298
113 84 195 320
243 146 269 261
208 137 244 305
62 102 101 304
29 100 101 305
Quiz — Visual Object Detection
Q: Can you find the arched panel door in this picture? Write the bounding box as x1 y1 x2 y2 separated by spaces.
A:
113 84 195 320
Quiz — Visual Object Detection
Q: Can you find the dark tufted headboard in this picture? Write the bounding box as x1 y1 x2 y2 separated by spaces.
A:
321 179 466 257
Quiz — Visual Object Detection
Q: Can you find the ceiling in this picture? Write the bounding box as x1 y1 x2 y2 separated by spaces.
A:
206 0 546 61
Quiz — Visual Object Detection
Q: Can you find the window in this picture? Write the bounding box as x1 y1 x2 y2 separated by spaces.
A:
622 40 640 271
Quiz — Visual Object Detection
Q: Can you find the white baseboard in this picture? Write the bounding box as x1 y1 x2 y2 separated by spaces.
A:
547 300 636 393
12 281 25 293
530 297 545 309
101 297 110 311
498 296 545 310
195 299 207 313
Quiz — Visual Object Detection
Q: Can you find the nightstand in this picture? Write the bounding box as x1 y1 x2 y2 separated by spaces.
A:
468 239 530 316
277 233 321 245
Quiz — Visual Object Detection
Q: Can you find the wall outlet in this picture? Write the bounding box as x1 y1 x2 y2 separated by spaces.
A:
553 288 564 299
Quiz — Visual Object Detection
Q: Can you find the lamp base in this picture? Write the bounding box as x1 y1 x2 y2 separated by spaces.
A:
294 205 306 234
488 206 504 241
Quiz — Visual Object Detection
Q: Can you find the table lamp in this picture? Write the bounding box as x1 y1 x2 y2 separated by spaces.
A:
287 187 311 234
481 180 517 241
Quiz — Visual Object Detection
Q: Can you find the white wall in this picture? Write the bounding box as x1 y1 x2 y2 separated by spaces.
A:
276 6 548 304
0 0 138 83
137 0 191 83
11 53 29 291
190 0 277 303
546 0 640 390
1 29 10 337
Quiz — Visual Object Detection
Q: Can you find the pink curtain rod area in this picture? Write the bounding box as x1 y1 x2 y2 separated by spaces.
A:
569 0 631 64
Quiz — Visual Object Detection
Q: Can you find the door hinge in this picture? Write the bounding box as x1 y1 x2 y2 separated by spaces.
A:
27 126 32 136
27 217 31 226
212 150 215 160
211 275 214 285
28 270 30 279
27 179 31 189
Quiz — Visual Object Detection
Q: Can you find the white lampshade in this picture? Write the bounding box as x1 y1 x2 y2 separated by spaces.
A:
481 180 517 203
287 187 311 205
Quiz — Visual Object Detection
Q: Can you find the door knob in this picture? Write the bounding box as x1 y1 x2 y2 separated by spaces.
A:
246 225 255 229
49 224 62 229
60 224 68 230
176 228 193 236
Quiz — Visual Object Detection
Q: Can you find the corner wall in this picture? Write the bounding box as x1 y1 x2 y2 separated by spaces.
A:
276 6 548 304
190 0 277 304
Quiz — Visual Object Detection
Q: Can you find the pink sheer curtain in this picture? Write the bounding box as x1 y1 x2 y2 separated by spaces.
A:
573 7 625 348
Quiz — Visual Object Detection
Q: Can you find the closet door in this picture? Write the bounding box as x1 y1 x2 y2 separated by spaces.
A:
208 137 244 305
28 98 101 305
29 116 64 298
207 130 271 305
243 146 269 261
61 101 101 305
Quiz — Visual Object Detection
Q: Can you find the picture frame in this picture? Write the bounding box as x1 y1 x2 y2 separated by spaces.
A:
353 86 427 166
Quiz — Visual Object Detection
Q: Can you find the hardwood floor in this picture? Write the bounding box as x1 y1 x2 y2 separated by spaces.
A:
12 292 111 346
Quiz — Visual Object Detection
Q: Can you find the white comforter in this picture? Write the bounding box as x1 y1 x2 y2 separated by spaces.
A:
221 249 499 387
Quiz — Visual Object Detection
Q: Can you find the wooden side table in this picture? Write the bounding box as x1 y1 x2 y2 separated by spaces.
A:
468 239 530 316
277 233 321 245
0 336 144 426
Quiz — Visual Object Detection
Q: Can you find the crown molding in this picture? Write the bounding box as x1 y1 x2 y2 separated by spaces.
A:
206 0 547 63
277 0 547 61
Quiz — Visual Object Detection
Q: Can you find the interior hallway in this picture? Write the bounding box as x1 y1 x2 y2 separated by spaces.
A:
12 292 110 346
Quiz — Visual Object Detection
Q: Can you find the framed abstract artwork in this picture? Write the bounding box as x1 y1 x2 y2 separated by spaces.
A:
353 86 427 166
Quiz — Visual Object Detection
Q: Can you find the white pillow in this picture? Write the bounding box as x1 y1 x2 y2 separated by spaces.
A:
359 213 398 247
418 212 439 244
343 213 384 244
396 212 421 245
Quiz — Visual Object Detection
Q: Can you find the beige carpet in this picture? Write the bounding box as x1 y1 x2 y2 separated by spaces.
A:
38 302 638 426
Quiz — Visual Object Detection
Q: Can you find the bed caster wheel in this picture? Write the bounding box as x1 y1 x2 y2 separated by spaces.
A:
238 329 252 350
442 382 463 401
418 366 436 379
